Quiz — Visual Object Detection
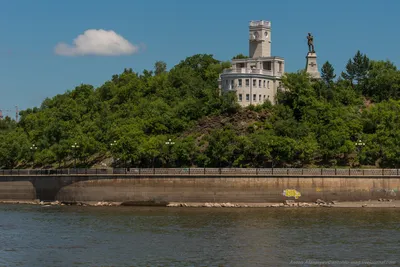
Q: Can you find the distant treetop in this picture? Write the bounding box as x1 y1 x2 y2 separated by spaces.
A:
232 54 249 60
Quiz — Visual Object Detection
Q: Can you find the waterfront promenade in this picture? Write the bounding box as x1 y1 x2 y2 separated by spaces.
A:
1 167 400 177
0 167 399 203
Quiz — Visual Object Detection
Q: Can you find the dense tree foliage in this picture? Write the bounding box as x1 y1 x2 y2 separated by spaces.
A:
2 51 400 169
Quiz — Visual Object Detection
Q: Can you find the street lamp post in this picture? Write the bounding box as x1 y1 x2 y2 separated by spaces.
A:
268 141 275 168
30 144 38 167
355 139 365 166
355 139 365 152
165 138 175 168
110 140 117 167
71 142 80 169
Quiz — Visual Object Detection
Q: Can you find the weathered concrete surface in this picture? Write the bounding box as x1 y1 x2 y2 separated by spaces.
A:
57 176 400 203
0 181 35 200
0 175 399 202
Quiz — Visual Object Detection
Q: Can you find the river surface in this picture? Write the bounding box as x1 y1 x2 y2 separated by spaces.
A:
0 205 399 267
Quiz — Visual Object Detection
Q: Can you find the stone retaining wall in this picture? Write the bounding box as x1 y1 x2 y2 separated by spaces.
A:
0 176 399 202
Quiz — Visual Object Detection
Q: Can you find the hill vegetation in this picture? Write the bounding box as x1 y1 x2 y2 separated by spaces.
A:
1 51 400 169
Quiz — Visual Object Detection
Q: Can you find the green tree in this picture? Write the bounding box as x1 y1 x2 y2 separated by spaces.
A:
341 50 370 90
0 130 30 168
174 54 220 81
278 71 318 121
361 100 400 167
232 54 249 59
220 91 240 115
205 127 238 167
363 60 400 101
154 61 167 76
321 61 336 85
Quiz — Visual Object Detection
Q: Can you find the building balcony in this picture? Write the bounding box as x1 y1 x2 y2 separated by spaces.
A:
222 68 282 77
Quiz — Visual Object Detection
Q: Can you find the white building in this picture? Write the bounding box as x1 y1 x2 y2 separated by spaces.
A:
219 20 285 106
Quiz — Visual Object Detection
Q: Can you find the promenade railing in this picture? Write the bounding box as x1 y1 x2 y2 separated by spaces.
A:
0 168 399 176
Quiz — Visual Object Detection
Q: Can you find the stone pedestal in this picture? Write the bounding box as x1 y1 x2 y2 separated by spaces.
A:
305 52 321 79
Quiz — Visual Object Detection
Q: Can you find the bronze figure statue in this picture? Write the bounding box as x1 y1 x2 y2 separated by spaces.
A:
307 33 315 53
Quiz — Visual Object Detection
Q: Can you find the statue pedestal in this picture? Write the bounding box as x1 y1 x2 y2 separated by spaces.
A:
305 52 321 79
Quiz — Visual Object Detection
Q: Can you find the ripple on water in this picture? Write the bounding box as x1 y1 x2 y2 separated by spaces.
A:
0 205 399 266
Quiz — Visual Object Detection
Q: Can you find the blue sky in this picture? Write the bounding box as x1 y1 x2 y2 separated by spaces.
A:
1 0 399 114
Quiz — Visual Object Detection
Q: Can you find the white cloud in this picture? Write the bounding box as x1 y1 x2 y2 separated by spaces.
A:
54 29 139 56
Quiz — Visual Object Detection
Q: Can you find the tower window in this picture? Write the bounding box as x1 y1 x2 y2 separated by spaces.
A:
278 62 283 72
259 94 261 101
263 80 266 88
231 80 234 89
246 94 249 101
267 81 270 89
253 79 256 87
238 79 242 87
245 79 249 87
253 94 256 101
259 80 261 87
239 94 242 102
263 62 272 70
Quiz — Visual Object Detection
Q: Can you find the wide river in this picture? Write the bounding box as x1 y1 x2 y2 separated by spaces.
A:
0 205 399 267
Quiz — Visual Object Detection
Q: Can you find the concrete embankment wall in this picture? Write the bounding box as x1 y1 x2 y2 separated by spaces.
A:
1 175 399 202
0 181 36 200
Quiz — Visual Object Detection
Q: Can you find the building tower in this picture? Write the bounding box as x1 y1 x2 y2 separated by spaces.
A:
249 20 271 58
218 20 285 107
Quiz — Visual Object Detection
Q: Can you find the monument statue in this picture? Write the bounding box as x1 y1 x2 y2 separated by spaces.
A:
307 33 315 53
305 32 320 79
